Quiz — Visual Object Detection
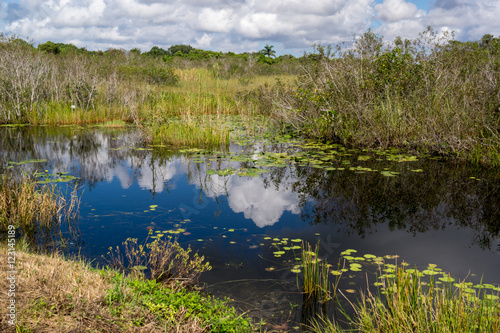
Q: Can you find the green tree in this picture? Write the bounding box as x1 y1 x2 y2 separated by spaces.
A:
38 41 60 54
145 46 168 58
168 44 194 56
129 48 141 56
261 44 276 57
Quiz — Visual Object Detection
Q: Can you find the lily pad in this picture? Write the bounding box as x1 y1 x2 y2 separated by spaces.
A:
439 276 455 283
132 266 147 271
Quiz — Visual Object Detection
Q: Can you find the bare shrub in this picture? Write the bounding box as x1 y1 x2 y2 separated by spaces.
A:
0 37 51 121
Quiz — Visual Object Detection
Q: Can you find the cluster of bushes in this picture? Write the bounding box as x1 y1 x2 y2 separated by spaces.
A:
272 28 500 165
0 35 182 123
0 34 303 124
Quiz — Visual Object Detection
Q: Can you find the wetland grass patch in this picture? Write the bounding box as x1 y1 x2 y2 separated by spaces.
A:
147 117 230 148
0 172 79 246
310 252 500 333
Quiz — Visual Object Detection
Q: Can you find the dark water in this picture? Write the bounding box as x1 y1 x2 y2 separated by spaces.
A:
2 126 500 328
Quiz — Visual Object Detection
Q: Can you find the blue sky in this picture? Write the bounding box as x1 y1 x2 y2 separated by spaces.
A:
1 0 499 55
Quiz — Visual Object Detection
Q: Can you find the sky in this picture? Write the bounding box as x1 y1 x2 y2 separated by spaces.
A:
1 0 499 56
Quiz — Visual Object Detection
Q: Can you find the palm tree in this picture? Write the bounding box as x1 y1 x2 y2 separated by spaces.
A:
261 44 276 57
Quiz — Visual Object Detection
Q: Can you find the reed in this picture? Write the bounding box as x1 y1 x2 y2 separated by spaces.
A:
146 116 230 148
311 260 500 332
300 241 331 303
0 172 79 247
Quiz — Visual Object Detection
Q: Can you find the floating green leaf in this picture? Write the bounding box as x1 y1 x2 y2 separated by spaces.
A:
439 276 455 283
132 265 147 271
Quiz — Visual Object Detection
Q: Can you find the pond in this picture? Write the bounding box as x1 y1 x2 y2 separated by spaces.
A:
2 125 500 328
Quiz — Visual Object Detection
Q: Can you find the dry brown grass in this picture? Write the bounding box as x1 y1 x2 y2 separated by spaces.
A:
0 245 207 332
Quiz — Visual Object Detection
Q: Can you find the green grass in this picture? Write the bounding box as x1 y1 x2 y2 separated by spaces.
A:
300 241 331 303
146 117 231 148
310 255 500 332
111 275 253 332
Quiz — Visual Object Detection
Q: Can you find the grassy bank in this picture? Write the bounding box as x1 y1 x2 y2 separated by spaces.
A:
271 29 500 166
0 245 253 332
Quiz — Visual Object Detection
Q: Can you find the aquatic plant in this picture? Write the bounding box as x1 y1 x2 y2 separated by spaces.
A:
147 117 230 148
0 172 79 247
311 251 500 332
300 241 331 302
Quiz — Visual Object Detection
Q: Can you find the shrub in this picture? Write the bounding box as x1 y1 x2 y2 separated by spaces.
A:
104 232 211 288
271 28 500 165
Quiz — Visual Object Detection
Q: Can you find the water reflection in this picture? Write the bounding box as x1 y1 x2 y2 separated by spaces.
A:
1 126 500 250
200 173 300 228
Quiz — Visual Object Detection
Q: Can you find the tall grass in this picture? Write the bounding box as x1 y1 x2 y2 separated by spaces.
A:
147 118 230 148
143 68 294 147
311 259 500 332
300 241 331 303
0 172 79 247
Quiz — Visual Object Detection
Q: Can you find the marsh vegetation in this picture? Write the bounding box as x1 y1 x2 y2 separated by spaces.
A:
1 28 500 332
1 29 499 163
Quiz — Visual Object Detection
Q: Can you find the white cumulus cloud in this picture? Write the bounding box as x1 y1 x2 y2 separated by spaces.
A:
0 0 499 55
375 0 418 22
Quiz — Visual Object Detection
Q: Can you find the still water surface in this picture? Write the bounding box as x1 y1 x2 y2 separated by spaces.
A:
2 126 499 326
